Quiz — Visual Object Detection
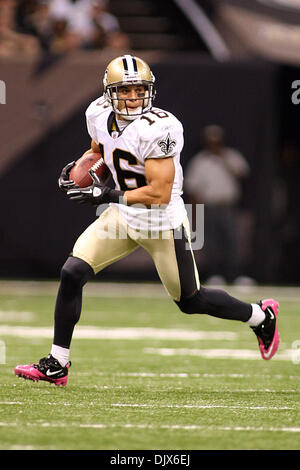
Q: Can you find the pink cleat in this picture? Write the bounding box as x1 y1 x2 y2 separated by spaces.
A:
14 354 71 387
251 298 279 360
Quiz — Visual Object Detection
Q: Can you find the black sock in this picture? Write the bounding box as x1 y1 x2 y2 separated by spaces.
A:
53 256 94 348
176 286 252 322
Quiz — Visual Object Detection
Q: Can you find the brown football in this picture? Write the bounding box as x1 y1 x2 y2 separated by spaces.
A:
69 152 110 188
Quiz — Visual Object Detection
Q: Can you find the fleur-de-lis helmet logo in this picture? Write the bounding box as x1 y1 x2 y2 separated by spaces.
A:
158 133 176 155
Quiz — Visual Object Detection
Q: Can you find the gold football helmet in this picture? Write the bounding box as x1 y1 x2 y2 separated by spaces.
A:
103 55 156 120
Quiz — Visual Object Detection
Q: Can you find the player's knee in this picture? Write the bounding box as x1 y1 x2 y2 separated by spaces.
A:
60 256 94 290
174 290 202 315
175 287 214 315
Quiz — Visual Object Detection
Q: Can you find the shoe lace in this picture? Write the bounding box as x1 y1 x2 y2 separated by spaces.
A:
34 355 57 370
38 356 49 366
33 355 71 371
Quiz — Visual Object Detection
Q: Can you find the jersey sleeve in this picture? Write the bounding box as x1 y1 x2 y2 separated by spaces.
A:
85 96 109 144
139 113 184 161
86 115 97 143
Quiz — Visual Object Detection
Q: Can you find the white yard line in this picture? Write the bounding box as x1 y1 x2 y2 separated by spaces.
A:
73 371 300 383
9 445 37 450
144 347 295 361
0 325 237 341
0 421 300 433
1 325 296 361
115 372 246 378
0 402 24 405
111 403 297 410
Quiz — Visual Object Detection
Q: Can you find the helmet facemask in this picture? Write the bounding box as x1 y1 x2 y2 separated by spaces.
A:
106 82 155 120
103 55 156 121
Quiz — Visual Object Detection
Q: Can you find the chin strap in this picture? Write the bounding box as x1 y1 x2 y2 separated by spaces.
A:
116 106 143 121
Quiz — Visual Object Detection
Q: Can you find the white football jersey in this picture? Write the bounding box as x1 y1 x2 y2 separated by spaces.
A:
85 96 187 231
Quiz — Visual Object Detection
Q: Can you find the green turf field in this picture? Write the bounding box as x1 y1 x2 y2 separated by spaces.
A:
0 281 299 450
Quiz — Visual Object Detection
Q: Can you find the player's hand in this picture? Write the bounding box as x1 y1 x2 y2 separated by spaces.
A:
66 169 112 206
58 161 76 193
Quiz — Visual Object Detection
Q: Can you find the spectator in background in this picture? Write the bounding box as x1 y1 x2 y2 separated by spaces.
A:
0 0 40 57
48 0 98 51
15 0 80 53
89 0 130 50
184 125 250 285
48 0 129 52
16 1 49 50
14 0 129 55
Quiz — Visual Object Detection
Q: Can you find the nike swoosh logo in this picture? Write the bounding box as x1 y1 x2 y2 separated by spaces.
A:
266 307 275 320
263 340 276 359
46 369 63 377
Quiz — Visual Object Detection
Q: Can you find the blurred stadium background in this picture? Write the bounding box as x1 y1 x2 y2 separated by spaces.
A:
0 0 299 286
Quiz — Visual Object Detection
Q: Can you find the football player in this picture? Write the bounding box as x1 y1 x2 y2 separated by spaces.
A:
14 55 279 386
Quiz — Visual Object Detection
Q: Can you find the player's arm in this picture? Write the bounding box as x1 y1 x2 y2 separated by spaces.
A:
67 123 179 206
124 157 175 207
67 157 175 207
88 140 101 154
